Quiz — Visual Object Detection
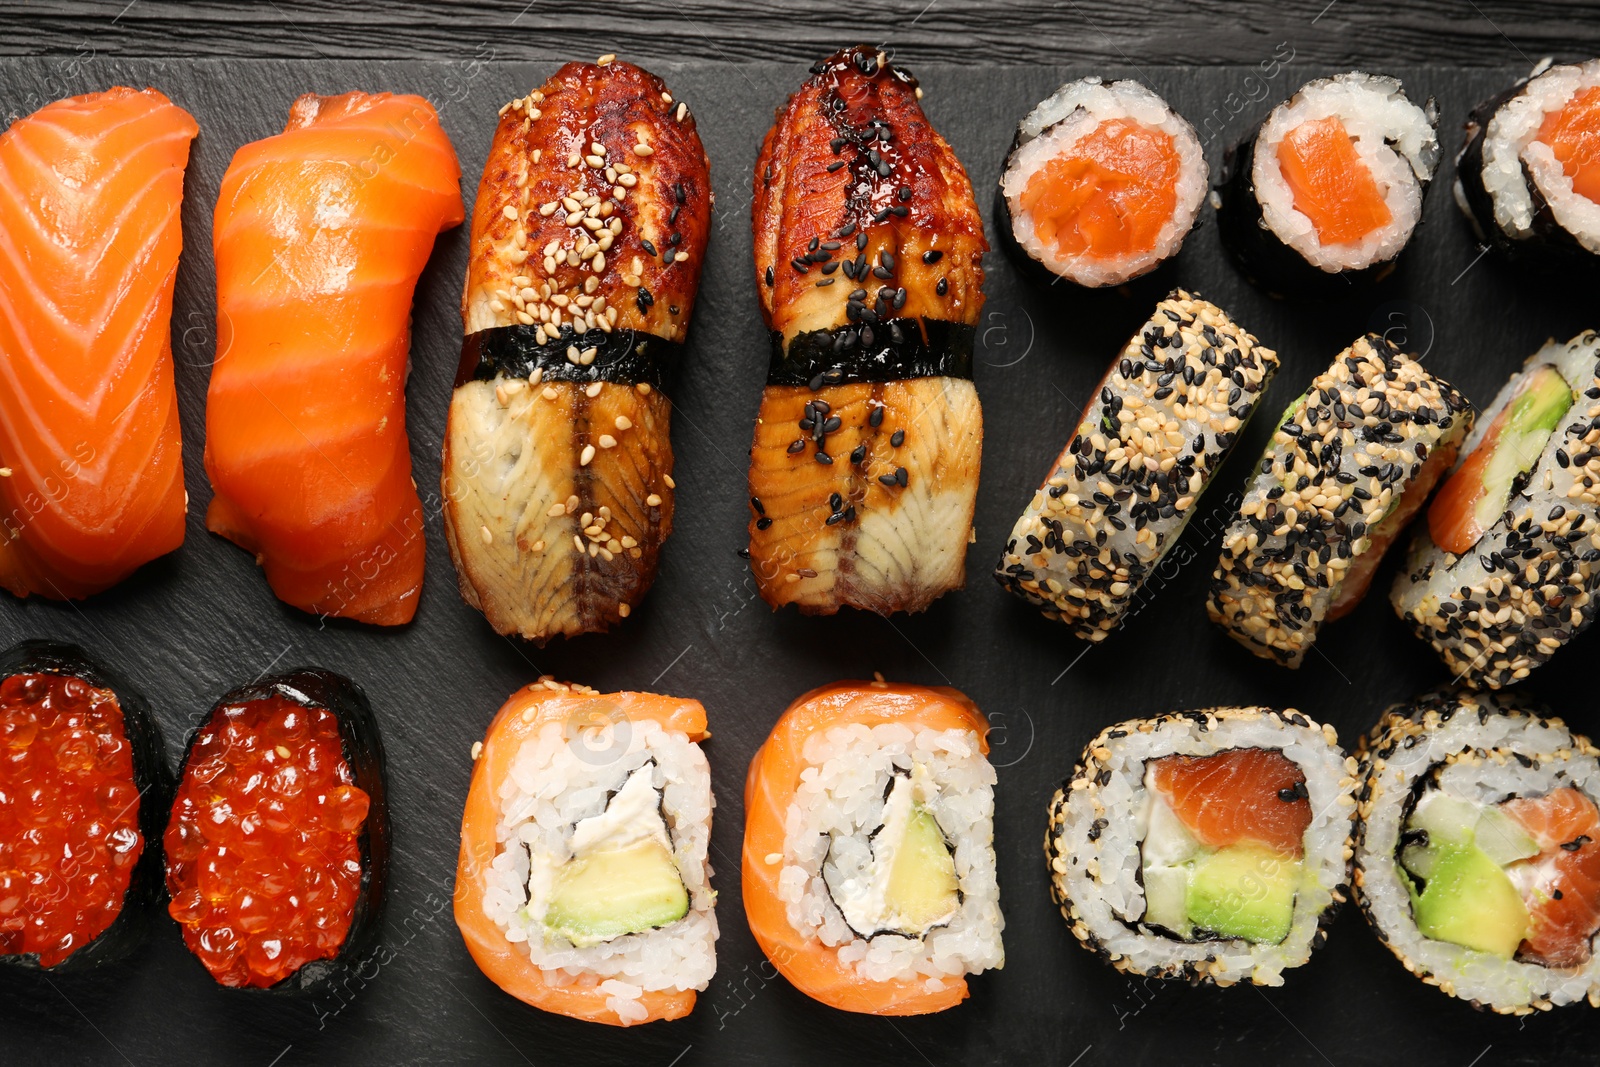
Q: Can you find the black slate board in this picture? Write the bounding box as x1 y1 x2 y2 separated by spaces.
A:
2 54 1599 1067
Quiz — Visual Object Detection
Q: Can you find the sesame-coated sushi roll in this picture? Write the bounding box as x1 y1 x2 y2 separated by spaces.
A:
995 291 1278 641
455 679 716 1026
1355 690 1600 1012
997 78 1207 288
742 681 1004 1014
1209 335 1472 668
442 59 711 643
1455 59 1600 270
1219 73 1438 295
1046 707 1357 986
746 47 985 616
1391 331 1600 689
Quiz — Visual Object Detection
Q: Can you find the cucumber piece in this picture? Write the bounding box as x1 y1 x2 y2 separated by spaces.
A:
1475 807 1542 867
1407 791 1483 849
1141 865 1192 938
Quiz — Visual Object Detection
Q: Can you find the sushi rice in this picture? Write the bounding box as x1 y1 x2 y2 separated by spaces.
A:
775 721 1004 990
477 716 716 1024
1356 690 1600 1012
1046 707 1357 986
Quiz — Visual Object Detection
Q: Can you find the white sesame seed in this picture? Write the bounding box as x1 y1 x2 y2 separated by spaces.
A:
614 415 632 431
574 535 586 552
636 382 652 396
591 142 606 156
632 142 653 157
471 741 483 760
663 474 675 489
502 205 519 221
585 381 603 398
676 102 688 122
599 434 617 449
646 493 662 507
580 445 596 466
597 53 615 65
543 386 558 400
618 172 638 187
481 525 493 545
538 202 557 216
617 602 631 618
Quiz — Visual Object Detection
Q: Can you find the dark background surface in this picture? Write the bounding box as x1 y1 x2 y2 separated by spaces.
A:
4 3 1600 1066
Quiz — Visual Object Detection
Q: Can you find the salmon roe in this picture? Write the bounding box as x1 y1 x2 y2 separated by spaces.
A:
0 672 143 967
165 694 369 988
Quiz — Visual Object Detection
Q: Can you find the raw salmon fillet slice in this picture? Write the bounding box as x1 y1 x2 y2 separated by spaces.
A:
0 87 197 600
1502 787 1600 967
1149 747 1311 856
205 92 463 625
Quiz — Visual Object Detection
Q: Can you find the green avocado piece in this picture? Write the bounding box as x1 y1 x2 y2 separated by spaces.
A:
544 839 689 948
1474 364 1572 533
1411 843 1529 958
1185 844 1298 944
885 805 961 932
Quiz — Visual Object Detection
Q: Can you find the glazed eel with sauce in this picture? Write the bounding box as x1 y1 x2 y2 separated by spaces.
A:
747 47 986 615
443 59 711 642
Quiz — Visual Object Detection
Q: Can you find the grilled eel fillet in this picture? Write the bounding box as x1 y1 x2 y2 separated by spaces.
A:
747 46 986 615
442 60 711 642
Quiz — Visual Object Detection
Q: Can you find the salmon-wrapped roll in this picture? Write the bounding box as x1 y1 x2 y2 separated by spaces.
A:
443 59 711 642
747 47 986 615
206 92 463 625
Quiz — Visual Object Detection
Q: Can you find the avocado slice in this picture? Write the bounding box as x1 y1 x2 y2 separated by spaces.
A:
537 762 690 948
1411 843 1529 957
1185 844 1299 944
826 767 961 939
1473 364 1572 533
544 839 690 947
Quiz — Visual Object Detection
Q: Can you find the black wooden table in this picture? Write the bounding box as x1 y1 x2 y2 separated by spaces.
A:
5 4 1600 1067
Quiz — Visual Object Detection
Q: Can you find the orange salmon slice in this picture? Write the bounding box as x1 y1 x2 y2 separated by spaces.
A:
1277 115 1393 245
1149 747 1310 857
1540 85 1600 204
1019 119 1180 260
1501 787 1600 968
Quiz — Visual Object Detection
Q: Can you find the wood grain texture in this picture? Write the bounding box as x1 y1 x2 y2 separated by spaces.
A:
4 0 1600 66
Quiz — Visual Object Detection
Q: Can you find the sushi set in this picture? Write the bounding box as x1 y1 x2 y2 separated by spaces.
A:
3 43 1600 1067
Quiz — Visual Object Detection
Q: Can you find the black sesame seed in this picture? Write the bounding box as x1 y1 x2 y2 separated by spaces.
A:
850 444 866 464
936 278 948 296
641 239 657 256
895 466 908 487
827 160 845 172
788 439 805 454
815 451 833 465
878 473 898 486
921 249 943 264
765 265 774 287
869 405 885 427
890 430 905 447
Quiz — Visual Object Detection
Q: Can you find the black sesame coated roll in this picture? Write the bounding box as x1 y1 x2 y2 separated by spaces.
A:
1392 331 1600 688
995 290 1278 642
1209 335 1473 667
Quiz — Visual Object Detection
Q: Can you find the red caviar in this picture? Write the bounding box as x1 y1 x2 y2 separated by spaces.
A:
0 672 143 967
165 694 368 987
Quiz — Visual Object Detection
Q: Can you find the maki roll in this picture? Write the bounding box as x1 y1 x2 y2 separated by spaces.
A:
742 681 1004 1014
442 58 712 642
1209 334 1472 667
165 669 387 992
1392 331 1600 688
997 77 1207 288
0 641 168 970
1355 690 1600 1012
747 46 985 616
995 291 1278 640
1046 707 1357 986
1456 59 1600 270
455 678 716 1026
1219 73 1439 295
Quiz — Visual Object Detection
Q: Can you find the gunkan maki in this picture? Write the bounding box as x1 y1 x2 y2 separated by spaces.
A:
164 668 387 992
0 640 170 971
1219 72 1439 295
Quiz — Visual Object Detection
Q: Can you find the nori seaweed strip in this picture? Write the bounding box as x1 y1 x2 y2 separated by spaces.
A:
172 668 388 996
767 319 974 387
454 324 679 389
0 640 171 973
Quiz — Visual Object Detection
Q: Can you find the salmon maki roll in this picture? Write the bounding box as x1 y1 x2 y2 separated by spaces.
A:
443 59 711 643
0 88 196 601
1047 706 1357 986
1219 73 1439 295
1356 690 1600 1012
455 678 716 1026
747 47 986 615
742 681 1004 1014
205 92 464 625
997 78 1208 288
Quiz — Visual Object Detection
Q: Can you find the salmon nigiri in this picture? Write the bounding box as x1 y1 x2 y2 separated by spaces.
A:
205 92 463 625
0 87 196 600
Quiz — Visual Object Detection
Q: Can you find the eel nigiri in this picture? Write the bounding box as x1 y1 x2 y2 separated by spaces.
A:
0 87 197 600
205 92 464 625
442 59 712 643
747 47 986 615
455 678 716 1025
742 680 1004 1014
